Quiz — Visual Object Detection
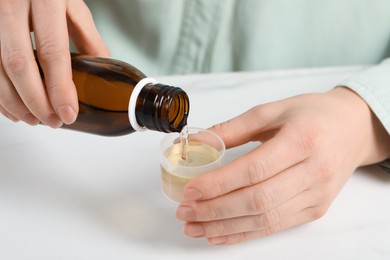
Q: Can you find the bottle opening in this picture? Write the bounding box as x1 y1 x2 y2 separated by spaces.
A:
167 92 189 130
135 83 190 133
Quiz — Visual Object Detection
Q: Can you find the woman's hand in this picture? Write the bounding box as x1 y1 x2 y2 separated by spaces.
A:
176 87 390 245
0 0 109 127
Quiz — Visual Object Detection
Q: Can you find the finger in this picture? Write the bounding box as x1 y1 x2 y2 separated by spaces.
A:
210 103 281 148
207 205 329 245
183 125 312 201
0 52 39 124
67 0 110 56
182 185 324 238
178 161 315 222
0 0 62 128
32 0 78 125
0 104 19 122
0 72 39 125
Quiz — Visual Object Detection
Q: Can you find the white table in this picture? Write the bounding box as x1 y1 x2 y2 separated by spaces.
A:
1 66 390 260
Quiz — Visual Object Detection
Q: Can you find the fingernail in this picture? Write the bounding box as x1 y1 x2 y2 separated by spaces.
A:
183 187 203 201
57 105 77 125
184 223 204 237
22 113 39 125
45 113 63 128
208 236 227 245
176 205 196 221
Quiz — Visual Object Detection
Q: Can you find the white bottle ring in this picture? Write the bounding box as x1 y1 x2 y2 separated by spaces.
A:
128 77 158 132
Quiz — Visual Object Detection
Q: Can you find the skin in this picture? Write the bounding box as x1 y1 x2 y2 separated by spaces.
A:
0 0 109 127
1 0 389 247
176 87 390 245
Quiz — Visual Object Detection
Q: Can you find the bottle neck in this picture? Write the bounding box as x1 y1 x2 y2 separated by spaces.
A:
130 80 189 133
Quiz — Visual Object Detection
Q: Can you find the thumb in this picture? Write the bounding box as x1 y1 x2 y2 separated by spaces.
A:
209 104 279 149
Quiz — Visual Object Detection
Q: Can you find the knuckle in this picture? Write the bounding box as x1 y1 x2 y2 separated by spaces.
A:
2 48 28 74
264 223 282 236
211 119 234 143
37 40 66 63
236 232 247 244
308 205 329 220
255 208 281 228
225 233 246 245
295 131 317 155
212 220 227 235
45 81 64 94
250 104 275 128
251 104 268 120
250 188 274 213
23 96 39 109
317 161 336 182
204 204 221 220
246 159 267 185
212 176 229 197
210 121 225 132
290 121 322 156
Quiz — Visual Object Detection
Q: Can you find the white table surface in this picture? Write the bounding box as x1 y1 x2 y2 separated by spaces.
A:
1 66 390 260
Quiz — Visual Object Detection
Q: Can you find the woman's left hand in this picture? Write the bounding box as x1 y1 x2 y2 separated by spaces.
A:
176 87 390 245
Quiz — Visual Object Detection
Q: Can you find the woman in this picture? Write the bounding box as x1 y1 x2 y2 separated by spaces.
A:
0 0 389 245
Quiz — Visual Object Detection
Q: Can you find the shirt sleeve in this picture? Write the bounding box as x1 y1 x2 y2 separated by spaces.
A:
340 58 390 172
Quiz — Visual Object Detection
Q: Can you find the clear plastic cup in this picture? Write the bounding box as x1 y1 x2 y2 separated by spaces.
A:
160 127 225 202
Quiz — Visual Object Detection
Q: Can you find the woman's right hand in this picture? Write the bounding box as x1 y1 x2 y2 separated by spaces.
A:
0 0 110 127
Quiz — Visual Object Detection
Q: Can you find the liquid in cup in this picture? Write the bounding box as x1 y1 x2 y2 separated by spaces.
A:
160 127 225 202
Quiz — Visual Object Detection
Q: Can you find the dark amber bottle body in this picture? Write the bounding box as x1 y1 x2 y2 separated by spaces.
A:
59 54 189 136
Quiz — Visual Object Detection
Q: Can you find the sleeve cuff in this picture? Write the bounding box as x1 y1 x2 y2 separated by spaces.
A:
340 58 390 174
340 58 390 135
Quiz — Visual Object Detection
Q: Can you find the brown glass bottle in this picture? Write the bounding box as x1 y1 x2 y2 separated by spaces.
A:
39 53 189 136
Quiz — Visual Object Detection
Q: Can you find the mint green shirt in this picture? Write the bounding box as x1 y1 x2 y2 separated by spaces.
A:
85 0 390 75
84 0 390 168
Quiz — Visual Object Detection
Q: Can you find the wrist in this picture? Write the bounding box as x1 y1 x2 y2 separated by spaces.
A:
331 87 390 166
